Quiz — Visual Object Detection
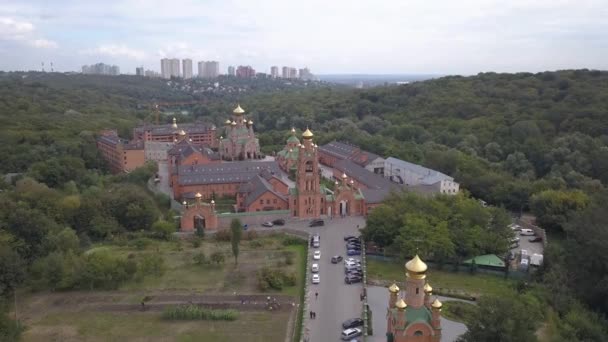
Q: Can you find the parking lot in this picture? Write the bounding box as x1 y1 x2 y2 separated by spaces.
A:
297 216 366 342
509 223 544 268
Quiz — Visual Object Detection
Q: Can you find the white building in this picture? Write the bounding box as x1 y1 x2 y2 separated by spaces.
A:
198 61 220 78
170 59 180 78
182 59 193 79
160 58 171 79
384 157 460 195
227 66 235 76
270 66 279 78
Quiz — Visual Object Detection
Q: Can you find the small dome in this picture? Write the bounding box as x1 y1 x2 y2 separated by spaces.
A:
395 298 407 310
182 200 187 205
342 173 347 179
334 181 339 185
220 135 223 139
178 129 186 136
431 298 442 309
248 120 253 125
302 128 313 139
424 283 433 293
350 179 354 184
388 283 400 293
225 119 231 125
231 121 237 126
289 148 293 152
172 118 178 129
406 254 428 274
291 127 296 134
194 192 202 198
210 199 215 204
233 104 245 114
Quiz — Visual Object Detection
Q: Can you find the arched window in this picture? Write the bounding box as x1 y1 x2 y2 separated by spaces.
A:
305 160 313 172
416 288 419 294
414 330 423 336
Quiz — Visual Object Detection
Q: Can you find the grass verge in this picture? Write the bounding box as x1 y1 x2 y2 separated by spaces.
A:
442 301 478 324
289 243 307 342
367 259 515 297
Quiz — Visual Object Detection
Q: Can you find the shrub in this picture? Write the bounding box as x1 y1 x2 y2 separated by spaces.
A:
282 236 305 246
162 305 238 321
250 240 263 248
214 229 232 242
285 254 294 265
245 230 258 240
191 238 202 248
210 251 225 265
194 252 208 265
257 267 295 291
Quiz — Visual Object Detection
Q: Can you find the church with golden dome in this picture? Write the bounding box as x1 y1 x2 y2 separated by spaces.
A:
386 255 442 342
219 104 260 160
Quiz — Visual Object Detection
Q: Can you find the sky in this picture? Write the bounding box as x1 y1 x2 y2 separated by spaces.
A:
1 0 607 75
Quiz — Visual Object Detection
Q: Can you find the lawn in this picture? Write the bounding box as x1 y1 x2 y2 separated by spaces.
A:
22 311 290 342
367 259 516 297
442 301 478 324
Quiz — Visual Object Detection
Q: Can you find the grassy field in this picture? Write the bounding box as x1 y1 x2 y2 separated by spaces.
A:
23 311 290 342
442 301 478 324
367 259 516 297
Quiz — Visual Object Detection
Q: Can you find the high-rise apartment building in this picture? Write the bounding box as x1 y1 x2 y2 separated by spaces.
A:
136 67 144 76
227 66 235 76
197 61 220 78
170 58 180 78
270 66 279 78
82 63 120 75
299 67 312 80
282 66 289 78
161 58 171 79
182 59 193 79
288 67 297 79
236 65 256 78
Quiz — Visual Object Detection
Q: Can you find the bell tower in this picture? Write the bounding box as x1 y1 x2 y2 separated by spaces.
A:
292 128 322 218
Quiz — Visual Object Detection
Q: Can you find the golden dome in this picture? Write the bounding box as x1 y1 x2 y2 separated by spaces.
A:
406 254 428 274
182 200 187 205
350 179 354 184
210 199 215 204
178 129 186 136
194 192 202 198
302 128 314 139
388 283 400 293
233 104 245 115
225 119 231 125
172 117 178 129
248 120 253 125
220 135 223 139
289 148 293 152
291 127 296 134
334 181 339 185
431 298 442 309
395 298 407 310
342 173 347 179
424 283 433 293
231 120 237 126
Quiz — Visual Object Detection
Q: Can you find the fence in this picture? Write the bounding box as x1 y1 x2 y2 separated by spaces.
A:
362 237 370 341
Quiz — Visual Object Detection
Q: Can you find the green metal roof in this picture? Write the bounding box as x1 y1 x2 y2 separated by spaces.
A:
463 254 506 267
389 306 433 331
287 136 300 143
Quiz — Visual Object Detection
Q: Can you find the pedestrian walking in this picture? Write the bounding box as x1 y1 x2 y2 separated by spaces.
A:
313 311 316 319
309 310 313 319
315 292 318 300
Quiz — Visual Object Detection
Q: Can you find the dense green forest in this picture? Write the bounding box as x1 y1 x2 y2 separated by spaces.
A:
0 70 607 340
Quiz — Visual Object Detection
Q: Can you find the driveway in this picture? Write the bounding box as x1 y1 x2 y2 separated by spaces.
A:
366 286 468 342
284 217 366 342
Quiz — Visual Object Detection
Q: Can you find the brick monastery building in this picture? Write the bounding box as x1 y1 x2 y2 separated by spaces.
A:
386 255 442 342
98 104 457 232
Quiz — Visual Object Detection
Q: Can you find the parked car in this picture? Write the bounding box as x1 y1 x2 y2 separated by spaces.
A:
507 251 516 261
345 258 360 263
509 242 520 249
510 237 520 243
309 219 325 227
519 258 529 271
346 270 363 277
529 237 543 243
345 275 362 284
344 235 358 241
347 249 361 256
509 224 522 231
520 249 529 260
346 244 361 251
520 228 535 236
311 263 319 273
342 318 364 329
272 219 285 226
331 255 344 264
341 328 362 340
313 251 321 260
312 274 320 284
262 221 274 227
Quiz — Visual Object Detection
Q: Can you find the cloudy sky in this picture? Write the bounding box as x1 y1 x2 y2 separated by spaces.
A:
1 0 607 75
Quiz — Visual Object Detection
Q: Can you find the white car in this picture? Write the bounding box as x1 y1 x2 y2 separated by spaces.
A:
313 251 321 260
311 263 319 273
341 327 362 340
345 258 360 263
344 260 361 267
312 274 320 284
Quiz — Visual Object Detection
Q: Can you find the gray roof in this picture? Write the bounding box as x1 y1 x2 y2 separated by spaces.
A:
135 122 215 135
319 141 359 159
240 175 287 207
334 159 400 191
360 188 393 204
385 157 453 185
169 140 219 160
97 134 142 150
178 161 280 185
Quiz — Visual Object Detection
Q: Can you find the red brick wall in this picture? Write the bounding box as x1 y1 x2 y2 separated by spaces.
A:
268 177 289 195
175 183 241 200
124 149 145 172
318 150 339 167
243 191 288 212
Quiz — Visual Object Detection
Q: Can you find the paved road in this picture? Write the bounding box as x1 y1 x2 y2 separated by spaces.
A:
366 286 468 342
297 216 366 342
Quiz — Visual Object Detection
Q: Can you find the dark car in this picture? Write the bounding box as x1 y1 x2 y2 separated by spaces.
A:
345 275 362 284
529 237 543 243
309 219 325 227
331 255 344 264
342 318 364 329
346 270 363 277
344 235 358 241
272 219 285 226
347 249 361 256
346 244 361 251
347 242 361 248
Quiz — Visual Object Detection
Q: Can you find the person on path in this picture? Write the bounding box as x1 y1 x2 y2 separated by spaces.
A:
313 311 316 319
315 292 318 300
309 310 313 319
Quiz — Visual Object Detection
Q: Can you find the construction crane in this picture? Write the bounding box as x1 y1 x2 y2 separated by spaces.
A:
151 100 209 125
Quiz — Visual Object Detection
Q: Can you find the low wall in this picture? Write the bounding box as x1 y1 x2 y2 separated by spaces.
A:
217 210 290 228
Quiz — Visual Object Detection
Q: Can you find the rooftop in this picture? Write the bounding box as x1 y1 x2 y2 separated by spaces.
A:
177 161 280 186
135 122 215 136
385 157 454 185
239 174 287 207
334 159 399 191
319 141 383 166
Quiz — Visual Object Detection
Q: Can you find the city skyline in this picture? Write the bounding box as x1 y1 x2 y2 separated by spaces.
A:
1 1 607 74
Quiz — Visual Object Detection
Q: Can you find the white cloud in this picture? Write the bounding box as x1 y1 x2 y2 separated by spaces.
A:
0 16 34 40
30 38 57 49
83 44 147 60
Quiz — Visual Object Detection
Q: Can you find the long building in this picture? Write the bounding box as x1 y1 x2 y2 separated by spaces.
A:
182 59 193 79
96 130 145 173
133 118 218 148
